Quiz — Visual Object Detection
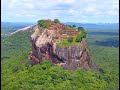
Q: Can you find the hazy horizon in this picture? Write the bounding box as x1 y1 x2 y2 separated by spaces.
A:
1 21 119 24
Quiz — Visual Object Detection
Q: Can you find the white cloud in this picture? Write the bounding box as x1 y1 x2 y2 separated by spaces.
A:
107 10 118 16
85 7 97 12
25 3 34 8
61 0 75 3
1 0 119 23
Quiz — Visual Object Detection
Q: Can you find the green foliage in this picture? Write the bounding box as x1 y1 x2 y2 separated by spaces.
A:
73 25 76 27
67 37 73 43
1 51 110 90
78 27 84 31
57 36 79 46
75 29 87 42
1 24 119 90
57 28 87 46
37 20 50 28
87 30 119 90
1 31 33 61
75 35 82 42
57 29 87 46
86 47 89 52
54 19 60 23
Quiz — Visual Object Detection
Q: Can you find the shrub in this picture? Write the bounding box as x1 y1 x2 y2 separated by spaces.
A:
67 37 73 43
82 30 87 38
78 27 84 31
37 20 50 28
75 30 87 42
54 19 60 23
75 35 82 42
86 47 89 52
73 25 76 27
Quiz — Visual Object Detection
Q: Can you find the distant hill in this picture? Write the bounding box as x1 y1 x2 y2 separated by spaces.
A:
1 22 119 34
64 22 119 30
1 22 36 26
1 22 36 34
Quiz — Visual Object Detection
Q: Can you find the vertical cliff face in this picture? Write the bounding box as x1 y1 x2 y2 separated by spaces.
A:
55 39 96 71
29 20 96 71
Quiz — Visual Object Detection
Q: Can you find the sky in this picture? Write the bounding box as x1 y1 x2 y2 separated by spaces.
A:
1 0 119 23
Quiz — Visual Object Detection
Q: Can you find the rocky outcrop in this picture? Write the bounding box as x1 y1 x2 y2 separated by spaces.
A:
54 39 96 71
29 20 96 71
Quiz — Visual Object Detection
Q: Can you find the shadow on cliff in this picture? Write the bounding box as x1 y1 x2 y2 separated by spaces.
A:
52 54 65 62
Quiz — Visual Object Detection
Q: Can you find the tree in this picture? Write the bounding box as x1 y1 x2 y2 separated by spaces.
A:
67 37 73 43
75 29 87 42
78 27 84 31
37 20 50 28
75 35 82 42
73 25 76 27
54 19 60 23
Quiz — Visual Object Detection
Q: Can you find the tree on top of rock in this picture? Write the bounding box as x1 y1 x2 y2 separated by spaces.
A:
78 27 84 31
37 20 50 28
54 19 60 23
73 25 76 27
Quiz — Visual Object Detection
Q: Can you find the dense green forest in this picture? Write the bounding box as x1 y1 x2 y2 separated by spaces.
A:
1 24 119 90
1 30 34 61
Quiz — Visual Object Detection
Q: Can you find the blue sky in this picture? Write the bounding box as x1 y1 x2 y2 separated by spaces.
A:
1 0 119 23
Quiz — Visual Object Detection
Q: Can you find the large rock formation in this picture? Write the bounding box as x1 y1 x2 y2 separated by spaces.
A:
29 20 96 71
